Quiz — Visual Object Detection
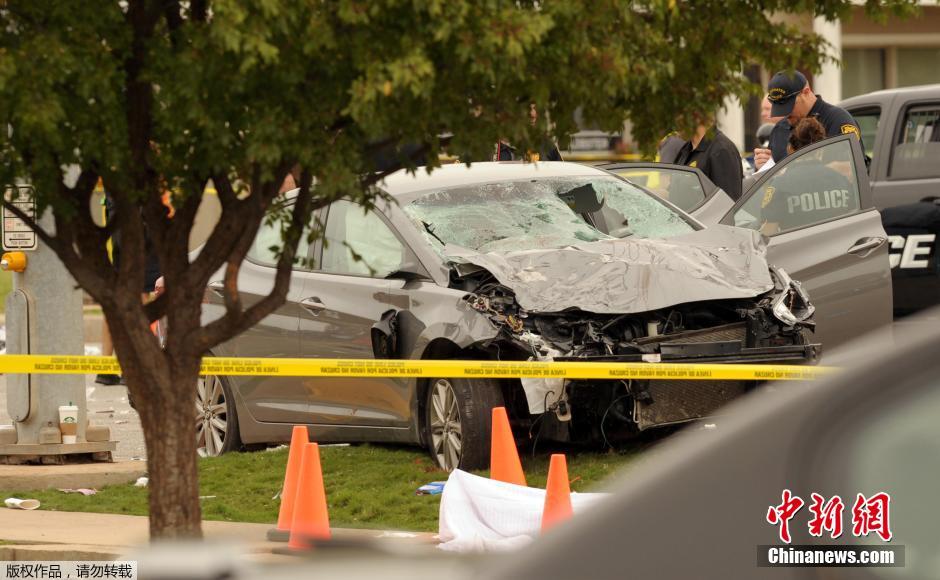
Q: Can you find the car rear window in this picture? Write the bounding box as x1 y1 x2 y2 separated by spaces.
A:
402 176 695 253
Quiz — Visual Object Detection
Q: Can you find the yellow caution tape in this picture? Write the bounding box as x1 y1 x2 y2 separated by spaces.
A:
0 355 836 381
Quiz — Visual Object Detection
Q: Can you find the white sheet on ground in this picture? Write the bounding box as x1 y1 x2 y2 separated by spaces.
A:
437 469 609 553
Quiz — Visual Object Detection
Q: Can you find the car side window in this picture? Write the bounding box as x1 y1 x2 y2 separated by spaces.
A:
890 104 940 179
848 107 880 161
612 167 706 212
246 212 314 269
732 139 861 236
321 200 404 277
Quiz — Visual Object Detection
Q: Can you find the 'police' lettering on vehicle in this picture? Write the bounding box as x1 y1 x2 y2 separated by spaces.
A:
888 234 936 269
787 189 851 214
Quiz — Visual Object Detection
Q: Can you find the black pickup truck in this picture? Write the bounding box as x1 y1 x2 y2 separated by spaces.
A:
841 85 940 317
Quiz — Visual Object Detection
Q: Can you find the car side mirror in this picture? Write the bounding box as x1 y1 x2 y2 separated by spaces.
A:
385 260 430 281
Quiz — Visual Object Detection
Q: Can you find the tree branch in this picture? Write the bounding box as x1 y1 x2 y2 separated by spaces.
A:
190 171 317 352
163 0 183 37
212 172 238 208
185 163 293 289
190 0 207 22
144 292 167 323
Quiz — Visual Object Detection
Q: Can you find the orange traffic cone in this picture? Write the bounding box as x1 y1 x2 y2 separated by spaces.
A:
287 442 331 550
490 407 527 486
540 454 573 532
267 425 308 542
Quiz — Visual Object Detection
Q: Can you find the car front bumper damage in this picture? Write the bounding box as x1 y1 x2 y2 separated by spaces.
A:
454 259 818 441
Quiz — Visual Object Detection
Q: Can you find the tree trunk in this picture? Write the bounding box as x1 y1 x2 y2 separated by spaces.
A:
131 357 204 539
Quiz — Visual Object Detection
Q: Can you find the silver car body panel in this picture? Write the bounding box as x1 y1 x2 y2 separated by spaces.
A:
443 225 774 314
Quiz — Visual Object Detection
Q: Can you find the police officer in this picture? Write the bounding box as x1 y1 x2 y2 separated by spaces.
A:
661 122 743 200
754 70 863 171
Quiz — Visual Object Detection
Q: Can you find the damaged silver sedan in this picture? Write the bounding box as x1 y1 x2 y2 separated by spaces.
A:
203 162 818 469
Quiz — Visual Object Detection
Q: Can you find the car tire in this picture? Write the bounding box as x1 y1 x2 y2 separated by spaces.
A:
425 377 505 471
196 374 241 457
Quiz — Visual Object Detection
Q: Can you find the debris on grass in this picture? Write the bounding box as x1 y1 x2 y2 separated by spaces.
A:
416 482 446 496
58 488 97 496
4 498 40 510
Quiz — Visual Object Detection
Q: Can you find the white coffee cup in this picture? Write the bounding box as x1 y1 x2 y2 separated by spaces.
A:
59 404 79 444
4 497 40 510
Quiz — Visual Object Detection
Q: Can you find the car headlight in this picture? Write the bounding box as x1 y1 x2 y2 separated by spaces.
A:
769 266 815 327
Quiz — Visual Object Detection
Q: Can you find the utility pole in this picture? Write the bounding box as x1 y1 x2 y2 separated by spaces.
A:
0 185 116 463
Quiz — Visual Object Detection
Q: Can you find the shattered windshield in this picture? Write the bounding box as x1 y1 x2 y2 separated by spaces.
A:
403 176 694 253
595 177 698 239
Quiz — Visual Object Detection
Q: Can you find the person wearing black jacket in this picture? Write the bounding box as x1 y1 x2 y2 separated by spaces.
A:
661 124 743 201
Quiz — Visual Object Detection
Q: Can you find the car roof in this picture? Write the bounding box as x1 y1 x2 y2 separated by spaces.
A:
840 83 940 107
377 161 608 199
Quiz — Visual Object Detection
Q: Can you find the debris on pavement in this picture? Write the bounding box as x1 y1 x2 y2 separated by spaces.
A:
4 498 40 510
378 531 419 539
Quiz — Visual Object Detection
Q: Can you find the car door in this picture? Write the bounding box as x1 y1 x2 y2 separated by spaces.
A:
864 97 940 210
719 134 893 352
298 199 412 428
600 162 735 223
210 213 318 425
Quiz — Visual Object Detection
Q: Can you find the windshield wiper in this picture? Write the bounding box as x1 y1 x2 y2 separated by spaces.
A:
422 221 446 246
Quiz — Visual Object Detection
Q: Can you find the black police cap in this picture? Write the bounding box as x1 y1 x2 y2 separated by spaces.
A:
767 71 807 117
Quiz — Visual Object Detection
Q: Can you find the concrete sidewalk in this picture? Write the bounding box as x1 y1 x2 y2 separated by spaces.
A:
0 508 435 561
0 461 145 492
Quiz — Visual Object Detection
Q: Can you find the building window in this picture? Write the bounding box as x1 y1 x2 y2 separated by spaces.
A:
842 48 886 99
896 49 940 89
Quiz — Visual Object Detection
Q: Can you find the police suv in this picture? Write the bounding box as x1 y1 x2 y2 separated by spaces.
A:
605 85 939 319
841 84 940 316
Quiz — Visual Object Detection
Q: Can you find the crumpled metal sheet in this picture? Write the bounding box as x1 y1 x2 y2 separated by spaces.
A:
447 225 774 314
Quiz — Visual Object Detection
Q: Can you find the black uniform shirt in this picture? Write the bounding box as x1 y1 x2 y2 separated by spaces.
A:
667 128 743 200
769 96 863 163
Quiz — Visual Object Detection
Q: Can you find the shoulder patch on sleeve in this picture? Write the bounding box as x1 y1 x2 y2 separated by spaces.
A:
841 124 860 139
761 185 775 209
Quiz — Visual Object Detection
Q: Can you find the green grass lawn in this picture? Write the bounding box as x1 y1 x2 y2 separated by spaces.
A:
8 443 645 532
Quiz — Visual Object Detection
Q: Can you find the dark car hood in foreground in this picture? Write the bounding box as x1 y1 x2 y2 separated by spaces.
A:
446 225 774 314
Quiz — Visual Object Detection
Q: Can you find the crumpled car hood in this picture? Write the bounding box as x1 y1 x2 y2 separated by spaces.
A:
446 225 775 314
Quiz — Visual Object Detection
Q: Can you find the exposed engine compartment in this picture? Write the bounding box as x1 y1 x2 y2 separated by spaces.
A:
456 264 814 360
451 263 818 443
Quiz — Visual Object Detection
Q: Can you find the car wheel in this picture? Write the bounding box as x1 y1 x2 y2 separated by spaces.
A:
195 374 241 457
426 377 505 471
